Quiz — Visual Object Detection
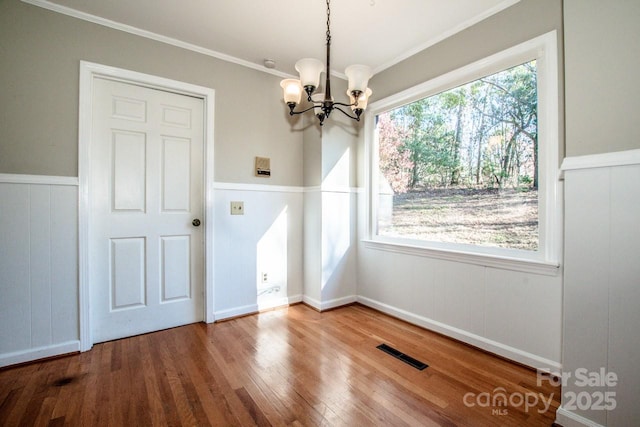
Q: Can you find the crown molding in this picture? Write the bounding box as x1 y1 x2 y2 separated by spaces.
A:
21 0 295 79
372 0 521 74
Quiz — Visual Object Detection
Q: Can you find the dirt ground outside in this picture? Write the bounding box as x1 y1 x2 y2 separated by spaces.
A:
379 188 538 251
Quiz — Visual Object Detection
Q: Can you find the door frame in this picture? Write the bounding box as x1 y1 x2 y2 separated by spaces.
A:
78 61 215 351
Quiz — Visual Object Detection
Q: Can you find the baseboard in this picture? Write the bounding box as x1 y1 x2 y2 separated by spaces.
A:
357 296 562 371
214 304 259 322
302 295 357 312
555 407 605 427
321 295 357 311
257 294 303 311
0 341 80 368
215 295 305 321
302 295 321 310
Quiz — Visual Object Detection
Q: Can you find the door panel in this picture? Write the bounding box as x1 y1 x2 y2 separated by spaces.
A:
91 78 204 343
162 136 191 211
161 235 191 302
112 130 147 211
110 237 146 310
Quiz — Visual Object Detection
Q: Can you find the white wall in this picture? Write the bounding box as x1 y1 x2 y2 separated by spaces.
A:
303 190 322 304
302 106 360 311
213 183 303 319
319 113 359 308
320 190 357 305
556 152 640 427
357 242 562 368
302 188 358 310
0 175 79 367
0 175 305 364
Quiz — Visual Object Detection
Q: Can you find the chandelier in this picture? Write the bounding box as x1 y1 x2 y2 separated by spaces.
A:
280 0 373 126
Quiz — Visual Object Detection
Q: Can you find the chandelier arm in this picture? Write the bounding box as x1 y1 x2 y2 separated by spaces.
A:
287 104 320 116
333 101 360 108
333 106 362 121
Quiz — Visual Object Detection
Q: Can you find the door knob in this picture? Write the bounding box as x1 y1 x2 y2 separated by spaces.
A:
192 218 201 227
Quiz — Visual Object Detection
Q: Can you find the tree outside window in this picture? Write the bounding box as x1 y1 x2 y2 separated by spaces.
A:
376 61 539 251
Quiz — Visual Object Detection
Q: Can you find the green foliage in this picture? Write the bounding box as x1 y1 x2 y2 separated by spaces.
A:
378 61 538 192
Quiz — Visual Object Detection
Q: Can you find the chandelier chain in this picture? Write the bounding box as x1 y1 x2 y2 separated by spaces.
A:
326 0 331 44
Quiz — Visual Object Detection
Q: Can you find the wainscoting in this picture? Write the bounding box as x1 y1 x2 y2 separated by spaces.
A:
356 245 563 370
0 172 564 373
557 149 640 427
0 177 306 365
212 182 304 319
0 174 80 367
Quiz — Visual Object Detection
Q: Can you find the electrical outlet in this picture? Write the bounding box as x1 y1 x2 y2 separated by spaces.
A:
261 272 268 283
230 201 244 215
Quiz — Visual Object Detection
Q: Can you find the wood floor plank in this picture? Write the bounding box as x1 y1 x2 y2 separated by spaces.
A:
49 352 81 422
235 386 272 427
0 304 560 426
139 334 170 426
187 325 262 427
2 362 48 426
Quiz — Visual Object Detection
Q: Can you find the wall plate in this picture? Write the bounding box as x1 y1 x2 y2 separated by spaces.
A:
230 201 244 215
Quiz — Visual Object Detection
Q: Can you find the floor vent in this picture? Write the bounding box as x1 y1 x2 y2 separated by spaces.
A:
377 343 428 370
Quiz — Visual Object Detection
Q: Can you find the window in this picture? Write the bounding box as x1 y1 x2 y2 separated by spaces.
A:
365 32 560 272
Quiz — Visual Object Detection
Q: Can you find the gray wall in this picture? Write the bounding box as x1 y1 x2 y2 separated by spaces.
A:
0 0 303 186
371 0 564 100
564 0 640 156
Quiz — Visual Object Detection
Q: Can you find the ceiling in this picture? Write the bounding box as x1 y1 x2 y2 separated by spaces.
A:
36 0 519 78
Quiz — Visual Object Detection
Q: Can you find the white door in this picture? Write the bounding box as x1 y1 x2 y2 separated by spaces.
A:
90 78 204 343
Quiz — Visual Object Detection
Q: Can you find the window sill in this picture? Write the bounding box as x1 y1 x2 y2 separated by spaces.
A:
361 239 560 276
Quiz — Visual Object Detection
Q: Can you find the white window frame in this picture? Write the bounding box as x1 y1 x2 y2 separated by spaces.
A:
363 31 561 276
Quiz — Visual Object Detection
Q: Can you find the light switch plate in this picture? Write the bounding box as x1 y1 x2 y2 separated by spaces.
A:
230 201 244 215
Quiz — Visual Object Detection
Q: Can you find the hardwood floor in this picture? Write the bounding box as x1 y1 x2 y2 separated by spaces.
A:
0 304 560 426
